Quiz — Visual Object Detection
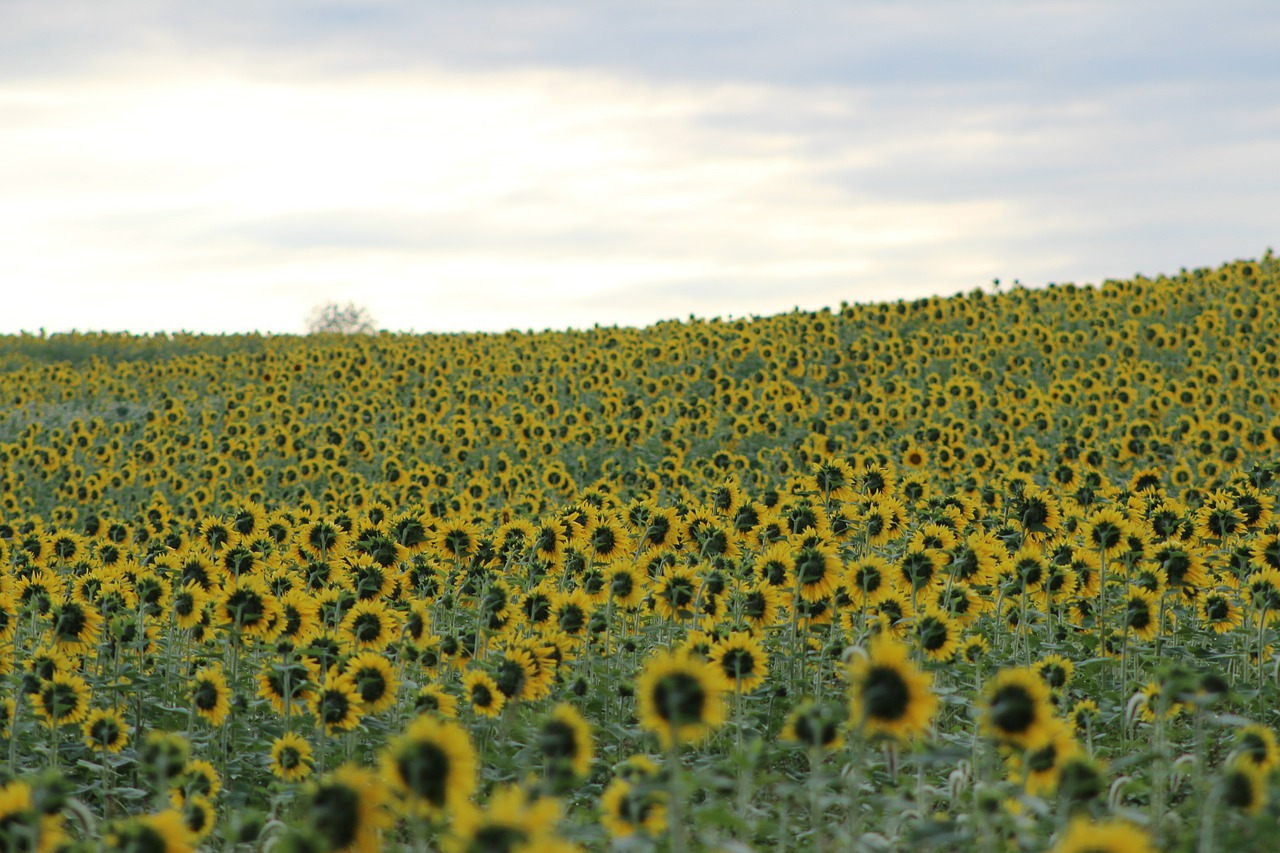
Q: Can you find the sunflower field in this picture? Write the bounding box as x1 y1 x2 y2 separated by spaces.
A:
3 255 1280 852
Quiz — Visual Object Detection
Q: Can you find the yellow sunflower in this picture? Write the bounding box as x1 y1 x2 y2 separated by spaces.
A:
636 651 725 747
270 731 315 782
847 638 936 742
380 714 477 817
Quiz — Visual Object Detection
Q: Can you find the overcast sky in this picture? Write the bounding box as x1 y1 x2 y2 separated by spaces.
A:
2 1 1278 335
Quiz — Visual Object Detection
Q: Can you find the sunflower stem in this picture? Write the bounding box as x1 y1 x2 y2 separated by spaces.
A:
667 728 688 853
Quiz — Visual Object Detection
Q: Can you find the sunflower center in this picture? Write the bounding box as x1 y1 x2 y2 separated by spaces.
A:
352 613 383 642
222 577 264 611
652 672 707 726
193 680 221 711
990 685 1037 734
1126 600 1152 630
862 666 910 721
353 670 388 704
469 825 528 853
540 720 578 759
796 551 828 586
53 605 87 639
312 783 361 849
396 741 450 806
719 648 757 680
918 619 949 652
1222 767 1258 810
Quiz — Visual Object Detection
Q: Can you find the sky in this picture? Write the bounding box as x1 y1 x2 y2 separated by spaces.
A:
2 1 1278 335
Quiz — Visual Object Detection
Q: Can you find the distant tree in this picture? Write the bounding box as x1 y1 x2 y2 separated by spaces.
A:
306 301 378 335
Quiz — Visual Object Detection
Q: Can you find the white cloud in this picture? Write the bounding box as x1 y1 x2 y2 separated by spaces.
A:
1 2 1278 334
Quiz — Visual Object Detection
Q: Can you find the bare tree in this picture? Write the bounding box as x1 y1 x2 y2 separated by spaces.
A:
305 301 378 335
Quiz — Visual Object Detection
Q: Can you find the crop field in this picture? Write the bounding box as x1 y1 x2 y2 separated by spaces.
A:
3 256 1280 851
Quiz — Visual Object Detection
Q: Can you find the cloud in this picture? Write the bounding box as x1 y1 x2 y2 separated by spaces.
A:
1 2 1278 334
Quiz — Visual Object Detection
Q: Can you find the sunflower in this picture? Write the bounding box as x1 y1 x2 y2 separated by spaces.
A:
412 684 459 719
0 590 18 644
434 519 480 563
538 703 594 785
140 731 191 784
461 669 506 718
981 667 1052 748
844 556 890 606
864 495 907 546
82 707 130 753
445 785 561 853
811 458 857 502
1035 654 1075 693
381 714 477 817
600 777 667 839
551 588 595 636
105 809 196 853
1198 585 1244 633
311 680 364 735
1049 816 1156 853
650 565 699 621
276 589 321 645
270 732 315 782
1011 718 1078 796
1221 758 1268 815
959 635 989 664
1235 723 1280 773
217 575 281 640
303 764 394 853
707 631 769 692
912 607 959 663
582 512 633 563
1137 680 1187 723
0 779 39 846
45 598 103 655
339 652 400 715
1245 567 1280 621
605 561 647 610
1048 735 1103 799
728 580 782 633
531 519 568 565
339 598 400 652
171 791 216 841
791 541 841 602
257 658 319 716
1014 485 1063 543
1082 507 1132 561
297 518 348 561
636 651 725 747
754 542 795 587
190 665 232 727
846 638 936 742
781 699 846 751
177 759 222 800
171 582 211 631
33 671 91 728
